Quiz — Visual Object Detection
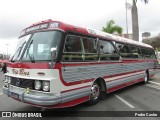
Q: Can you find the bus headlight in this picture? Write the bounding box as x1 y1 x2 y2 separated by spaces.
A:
34 80 42 90
43 81 50 92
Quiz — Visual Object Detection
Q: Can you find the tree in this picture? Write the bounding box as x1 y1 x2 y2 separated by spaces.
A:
142 36 160 50
132 0 149 41
102 20 123 35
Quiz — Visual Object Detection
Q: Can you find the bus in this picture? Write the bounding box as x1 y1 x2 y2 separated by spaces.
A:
3 20 159 108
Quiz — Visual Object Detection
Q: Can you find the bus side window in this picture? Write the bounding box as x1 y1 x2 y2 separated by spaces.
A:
148 49 156 59
115 42 132 58
62 35 98 62
99 40 119 61
140 47 145 58
138 47 143 58
130 46 140 58
141 48 149 59
62 35 83 61
82 37 98 61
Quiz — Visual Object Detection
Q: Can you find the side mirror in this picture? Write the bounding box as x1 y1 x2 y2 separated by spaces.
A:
51 47 57 60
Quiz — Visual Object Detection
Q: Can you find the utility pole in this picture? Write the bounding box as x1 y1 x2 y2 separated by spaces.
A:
125 0 129 38
125 0 132 39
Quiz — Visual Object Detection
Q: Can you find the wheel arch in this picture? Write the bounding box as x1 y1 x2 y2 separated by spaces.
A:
92 77 107 92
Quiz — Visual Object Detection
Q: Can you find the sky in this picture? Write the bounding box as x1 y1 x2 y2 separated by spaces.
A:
0 0 160 55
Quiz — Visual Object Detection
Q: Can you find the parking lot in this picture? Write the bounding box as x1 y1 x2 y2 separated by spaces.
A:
0 72 160 120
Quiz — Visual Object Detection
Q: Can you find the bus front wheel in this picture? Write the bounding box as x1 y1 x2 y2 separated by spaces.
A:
88 82 100 105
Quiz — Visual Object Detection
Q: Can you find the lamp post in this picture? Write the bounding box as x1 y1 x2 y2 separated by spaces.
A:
125 0 132 38
5 44 9 59
125 0 129 38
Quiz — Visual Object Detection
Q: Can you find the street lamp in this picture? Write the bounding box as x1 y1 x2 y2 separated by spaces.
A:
125 0 132 38
5 44 9 59
125 0 129 38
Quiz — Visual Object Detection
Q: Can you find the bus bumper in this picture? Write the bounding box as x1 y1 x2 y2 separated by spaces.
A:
3 86 61 106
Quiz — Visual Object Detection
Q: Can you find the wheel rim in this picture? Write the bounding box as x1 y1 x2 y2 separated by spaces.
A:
144 72 148 82
91 84 100 100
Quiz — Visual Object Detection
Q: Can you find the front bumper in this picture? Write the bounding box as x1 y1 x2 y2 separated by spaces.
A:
3 86 61 106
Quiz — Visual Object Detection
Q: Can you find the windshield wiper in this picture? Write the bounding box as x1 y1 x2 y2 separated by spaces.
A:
10 47 22 62
11 42 26 62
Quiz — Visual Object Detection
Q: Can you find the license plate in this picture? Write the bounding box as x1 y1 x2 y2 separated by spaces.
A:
11 92 19 99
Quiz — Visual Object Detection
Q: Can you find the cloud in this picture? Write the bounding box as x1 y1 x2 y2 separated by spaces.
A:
0 38 18 54
0 18 27 38
0 0 160 40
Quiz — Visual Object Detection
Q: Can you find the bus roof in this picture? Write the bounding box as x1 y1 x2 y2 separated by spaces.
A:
20 19 153 49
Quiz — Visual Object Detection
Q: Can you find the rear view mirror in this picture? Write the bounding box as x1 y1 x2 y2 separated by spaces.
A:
51 47 57 60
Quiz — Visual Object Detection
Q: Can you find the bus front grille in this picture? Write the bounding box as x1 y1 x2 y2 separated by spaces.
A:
10 77 34 89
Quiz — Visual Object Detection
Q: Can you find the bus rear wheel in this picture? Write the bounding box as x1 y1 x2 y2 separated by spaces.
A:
143 71 149 84
88 82 100 105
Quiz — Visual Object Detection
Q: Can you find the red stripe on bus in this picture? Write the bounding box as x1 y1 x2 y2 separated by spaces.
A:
60 59 156 67
7 60 156 69
105 72 144 83
61 85 91 93
53 96 89 108
103 70 143 79
7 62 50 69
107 78 144 93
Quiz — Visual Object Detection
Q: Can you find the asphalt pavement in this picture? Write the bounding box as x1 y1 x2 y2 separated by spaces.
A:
0 72 160 120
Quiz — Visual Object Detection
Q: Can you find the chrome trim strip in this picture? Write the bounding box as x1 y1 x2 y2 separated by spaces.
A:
3 86 90 106
3 86 61 106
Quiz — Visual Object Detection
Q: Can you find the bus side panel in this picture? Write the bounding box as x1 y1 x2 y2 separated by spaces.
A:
54 60 156 107
60 61 155 87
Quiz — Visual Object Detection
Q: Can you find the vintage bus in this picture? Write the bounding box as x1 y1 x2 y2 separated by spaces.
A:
3 20 158 108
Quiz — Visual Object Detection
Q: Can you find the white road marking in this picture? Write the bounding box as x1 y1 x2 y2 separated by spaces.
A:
148 81 160 86
0 93 3 95
114 94 135 109
146 84 160 90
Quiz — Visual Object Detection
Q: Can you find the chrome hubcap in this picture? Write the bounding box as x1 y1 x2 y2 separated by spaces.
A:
144 73 148 82
91 84 100 100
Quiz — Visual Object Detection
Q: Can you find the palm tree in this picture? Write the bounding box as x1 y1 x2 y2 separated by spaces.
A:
132 0 149 41
102 20 123 35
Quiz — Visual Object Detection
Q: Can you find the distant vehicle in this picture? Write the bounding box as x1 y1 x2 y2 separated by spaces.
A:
0 59 9 68
3 19 159 108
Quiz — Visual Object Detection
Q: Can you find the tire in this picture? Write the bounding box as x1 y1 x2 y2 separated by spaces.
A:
88 82 101 105
143 71 149 84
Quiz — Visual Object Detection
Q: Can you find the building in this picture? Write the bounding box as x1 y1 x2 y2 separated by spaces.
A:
122 33 133 39
142 32 151 39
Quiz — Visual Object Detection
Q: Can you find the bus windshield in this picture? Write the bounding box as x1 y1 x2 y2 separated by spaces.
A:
21 31 62 62
11 34 31 62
